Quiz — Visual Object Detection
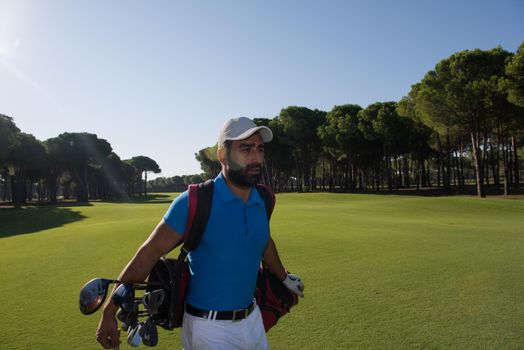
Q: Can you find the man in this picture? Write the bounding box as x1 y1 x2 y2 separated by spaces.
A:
96 117 304 350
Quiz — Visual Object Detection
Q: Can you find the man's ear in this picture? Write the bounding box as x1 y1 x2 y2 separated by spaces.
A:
217 147 227 166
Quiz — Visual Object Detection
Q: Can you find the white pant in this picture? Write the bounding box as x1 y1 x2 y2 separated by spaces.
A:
181 304 269 350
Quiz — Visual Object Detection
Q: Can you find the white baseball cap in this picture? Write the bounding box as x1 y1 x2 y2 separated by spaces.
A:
218 117 273 145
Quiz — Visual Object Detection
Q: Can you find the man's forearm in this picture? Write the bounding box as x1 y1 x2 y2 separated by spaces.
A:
262 237 287 281
102 220 182 314
102 244 163 314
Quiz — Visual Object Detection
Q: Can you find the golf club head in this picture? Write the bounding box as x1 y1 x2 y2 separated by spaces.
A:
117 306 139 329
141 317 158 347
127 323 143 347
112 283 135 312
142 289 165 316
79 278 112 315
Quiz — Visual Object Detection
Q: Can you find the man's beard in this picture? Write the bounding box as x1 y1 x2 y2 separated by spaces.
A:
226 154 262 188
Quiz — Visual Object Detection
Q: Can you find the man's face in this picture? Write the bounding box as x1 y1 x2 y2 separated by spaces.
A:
226 133 265 188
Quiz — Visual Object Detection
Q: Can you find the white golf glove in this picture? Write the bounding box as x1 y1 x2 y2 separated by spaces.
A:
282 273 304 298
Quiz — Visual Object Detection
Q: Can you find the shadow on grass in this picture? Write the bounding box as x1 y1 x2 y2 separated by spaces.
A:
0 205 88 238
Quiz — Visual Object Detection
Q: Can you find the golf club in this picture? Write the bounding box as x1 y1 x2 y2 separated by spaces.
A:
117 306 140 329
112 283 136 312
79 278 113 315
142 289 165 315
127 322 143 347
141 317 159 347
79 277 163 315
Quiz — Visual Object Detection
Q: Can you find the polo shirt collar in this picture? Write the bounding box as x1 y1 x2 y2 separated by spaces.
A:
214 172 265 207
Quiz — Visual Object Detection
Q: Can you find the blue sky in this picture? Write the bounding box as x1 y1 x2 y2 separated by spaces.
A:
0 0 522 177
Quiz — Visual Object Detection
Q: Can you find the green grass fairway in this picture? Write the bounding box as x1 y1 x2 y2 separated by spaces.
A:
1 193 523 349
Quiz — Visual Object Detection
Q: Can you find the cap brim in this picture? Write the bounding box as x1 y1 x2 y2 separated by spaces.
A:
226 126 273 143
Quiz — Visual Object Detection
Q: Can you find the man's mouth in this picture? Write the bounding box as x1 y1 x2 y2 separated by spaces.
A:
246 166 261 174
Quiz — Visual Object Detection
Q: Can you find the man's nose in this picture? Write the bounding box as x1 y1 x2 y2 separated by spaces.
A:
250 149 264 164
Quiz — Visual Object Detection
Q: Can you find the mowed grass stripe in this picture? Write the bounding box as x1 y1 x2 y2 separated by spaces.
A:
0 193 523 349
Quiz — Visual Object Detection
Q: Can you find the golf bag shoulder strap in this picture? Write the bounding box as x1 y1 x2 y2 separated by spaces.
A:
182 179 214 253
255 184 275 220
182 180 275 254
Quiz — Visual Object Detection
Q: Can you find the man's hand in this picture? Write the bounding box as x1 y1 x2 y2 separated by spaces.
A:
96 310 121 349
93 220 182 349
282 273 305 298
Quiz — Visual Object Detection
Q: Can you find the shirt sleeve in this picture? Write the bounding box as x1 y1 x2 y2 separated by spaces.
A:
163 190 189 237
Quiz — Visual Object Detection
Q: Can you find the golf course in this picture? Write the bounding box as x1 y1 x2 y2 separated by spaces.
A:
1 192 523 349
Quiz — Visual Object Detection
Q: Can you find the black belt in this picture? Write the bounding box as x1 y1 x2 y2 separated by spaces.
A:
185 302 255 321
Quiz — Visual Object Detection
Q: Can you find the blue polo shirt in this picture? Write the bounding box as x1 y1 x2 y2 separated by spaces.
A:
163 173 270 311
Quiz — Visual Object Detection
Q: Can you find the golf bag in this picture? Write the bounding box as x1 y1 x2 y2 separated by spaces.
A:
146 180 214 329
147 179 298 331
255 265 299 332
146 257 189 329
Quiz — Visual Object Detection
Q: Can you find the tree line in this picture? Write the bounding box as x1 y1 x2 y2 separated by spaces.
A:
0 119 161 208
2 44 523 205
147 174 206 193
192 44 524 198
